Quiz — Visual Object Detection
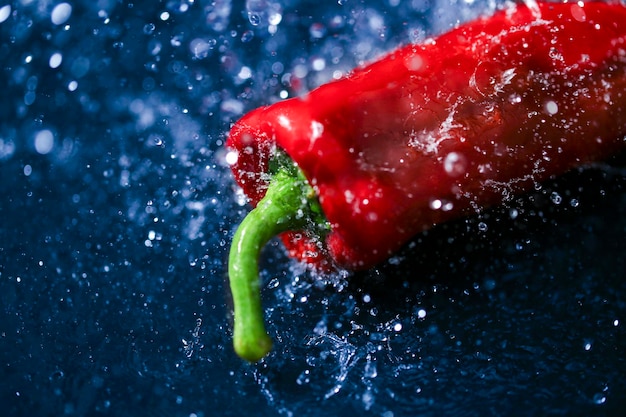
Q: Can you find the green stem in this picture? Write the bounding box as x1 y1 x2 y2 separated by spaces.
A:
228 164 318 362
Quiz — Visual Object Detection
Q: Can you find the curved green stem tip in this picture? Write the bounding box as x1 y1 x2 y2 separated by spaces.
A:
228 157 324 362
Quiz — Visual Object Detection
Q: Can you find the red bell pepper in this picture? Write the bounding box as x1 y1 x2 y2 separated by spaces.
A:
226 1 626 361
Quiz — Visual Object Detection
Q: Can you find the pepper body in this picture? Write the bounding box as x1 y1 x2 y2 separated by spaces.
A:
228 1 626 271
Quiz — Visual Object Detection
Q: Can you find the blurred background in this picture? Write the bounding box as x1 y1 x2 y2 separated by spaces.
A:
1 0 625 416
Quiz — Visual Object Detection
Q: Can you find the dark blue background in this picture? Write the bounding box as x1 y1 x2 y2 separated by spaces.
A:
1 1 625 416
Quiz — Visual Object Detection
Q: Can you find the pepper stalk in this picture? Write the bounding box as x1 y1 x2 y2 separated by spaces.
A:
228 151 328 362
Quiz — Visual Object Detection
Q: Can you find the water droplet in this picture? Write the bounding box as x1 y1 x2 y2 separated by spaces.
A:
51 3 72 26
324 384 341 399
224 150 238 166
248 12 260 26
405 54 424 71
49 52 63 69
268 11 282 26
443 151 467 177
544 100 558 115
0 5 11 24
189 38 213 59
313 319 327 335
550 192 562 205
366 212 378 222
430 199 442 210
34 129 54 155
549 47 563 61
477 222 488 232
143 23 156 35
49 369 65 381
238 66 252 80
241 30 254 43
312 57 326 72
593 393 606 405
0 138 16 159
171 35 182 47
24 91 36 105
309 22 326 39
296 369 310 385
362 388 375 410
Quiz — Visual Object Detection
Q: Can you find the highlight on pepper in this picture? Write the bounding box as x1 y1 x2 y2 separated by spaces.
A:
226 1 626 361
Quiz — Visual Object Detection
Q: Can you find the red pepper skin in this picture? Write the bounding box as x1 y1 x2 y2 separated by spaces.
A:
228 1 626 271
